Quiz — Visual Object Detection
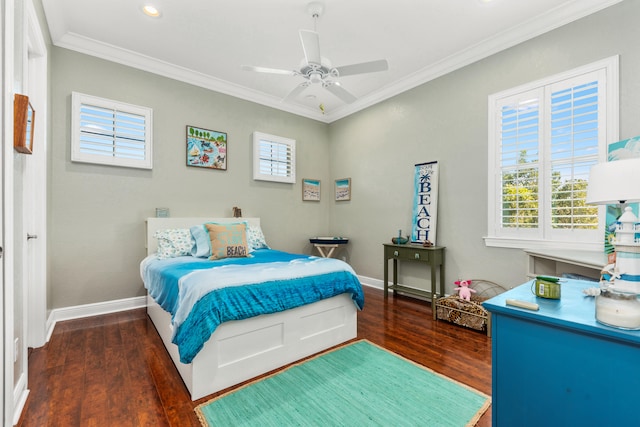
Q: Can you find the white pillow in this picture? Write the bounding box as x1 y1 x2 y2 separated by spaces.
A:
154 228 193 259
247 225 269 252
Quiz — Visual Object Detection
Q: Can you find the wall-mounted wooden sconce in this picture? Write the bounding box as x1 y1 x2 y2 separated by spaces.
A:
14 94 35 154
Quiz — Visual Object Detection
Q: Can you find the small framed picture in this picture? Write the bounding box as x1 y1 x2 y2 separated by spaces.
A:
335 178 351 201
186 125 227 170
302 178 321 201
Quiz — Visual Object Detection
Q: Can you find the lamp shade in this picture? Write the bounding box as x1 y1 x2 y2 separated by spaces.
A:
586 157 640 205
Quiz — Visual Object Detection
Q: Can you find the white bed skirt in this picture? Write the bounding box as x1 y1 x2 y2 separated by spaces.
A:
147 293 357 400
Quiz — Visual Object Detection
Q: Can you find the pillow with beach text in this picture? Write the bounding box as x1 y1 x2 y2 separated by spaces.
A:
205 223 249 260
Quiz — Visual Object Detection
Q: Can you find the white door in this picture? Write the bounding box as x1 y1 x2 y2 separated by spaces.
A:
1 11 5 426
25 0 48 349
1 0 15 423
1 1 9 424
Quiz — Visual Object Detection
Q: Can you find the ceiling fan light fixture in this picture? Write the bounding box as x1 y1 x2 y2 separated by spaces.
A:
309 73 323 84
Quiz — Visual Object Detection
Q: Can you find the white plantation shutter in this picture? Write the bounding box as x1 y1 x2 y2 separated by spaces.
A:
72 92 153 169
498 90 541 232
487 57 617 249
547 76 601 232
253 132 296 183
258 140 291 177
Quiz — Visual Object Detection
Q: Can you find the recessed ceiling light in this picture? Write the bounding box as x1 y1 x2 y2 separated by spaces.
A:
143 5 161 18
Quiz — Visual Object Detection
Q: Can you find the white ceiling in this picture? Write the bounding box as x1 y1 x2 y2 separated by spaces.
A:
42 0 622 123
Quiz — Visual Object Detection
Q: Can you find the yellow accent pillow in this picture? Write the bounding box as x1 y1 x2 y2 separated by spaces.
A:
205 223 249 260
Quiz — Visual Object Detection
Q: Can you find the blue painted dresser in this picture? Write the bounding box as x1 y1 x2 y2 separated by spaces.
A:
483 279 640 427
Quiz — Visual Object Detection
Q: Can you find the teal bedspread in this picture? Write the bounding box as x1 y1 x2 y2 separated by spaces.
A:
141 249 364 363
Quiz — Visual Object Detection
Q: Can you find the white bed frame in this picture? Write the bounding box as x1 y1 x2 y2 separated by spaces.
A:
144 217 358 400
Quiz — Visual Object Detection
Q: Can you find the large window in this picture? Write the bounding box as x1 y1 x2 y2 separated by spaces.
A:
486 56 618 250
253 131 296 184
71 92 153 169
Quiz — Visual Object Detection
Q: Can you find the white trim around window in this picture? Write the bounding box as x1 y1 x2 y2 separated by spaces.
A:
71 92 153 169
252 131 296 184
485 56 619 251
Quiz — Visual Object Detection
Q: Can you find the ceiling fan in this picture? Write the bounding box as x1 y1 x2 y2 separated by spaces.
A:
242 2 389 105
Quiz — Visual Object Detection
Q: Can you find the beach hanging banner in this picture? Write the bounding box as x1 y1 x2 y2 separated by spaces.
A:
412 161 439 244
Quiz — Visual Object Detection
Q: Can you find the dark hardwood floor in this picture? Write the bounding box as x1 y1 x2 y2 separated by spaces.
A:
17 286 492 426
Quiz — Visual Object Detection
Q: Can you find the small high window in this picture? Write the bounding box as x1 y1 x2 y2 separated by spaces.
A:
71 92 153 169
253 131 296 183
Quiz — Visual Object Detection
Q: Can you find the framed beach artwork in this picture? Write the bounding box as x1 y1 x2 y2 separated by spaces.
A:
302 178 321 201
335 178 351 201
186 125 227 170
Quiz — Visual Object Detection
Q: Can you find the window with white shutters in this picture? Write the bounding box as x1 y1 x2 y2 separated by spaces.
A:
486 56 618 250
71 92 153 169
548 77 600 231
253 132 296 183
498 91 541 231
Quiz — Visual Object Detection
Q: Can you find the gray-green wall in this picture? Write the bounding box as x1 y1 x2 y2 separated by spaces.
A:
49 48 331 308
327 0 640 291
48 0 640 309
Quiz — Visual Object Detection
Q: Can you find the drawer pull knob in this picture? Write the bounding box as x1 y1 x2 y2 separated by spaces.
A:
414 253 420 259
394 251 399 257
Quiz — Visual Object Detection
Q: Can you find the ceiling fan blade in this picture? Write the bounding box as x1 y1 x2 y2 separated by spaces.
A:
333 59 389 77
299 30 321 65
282 82 310 103
324 82 357 104
242 65 297 76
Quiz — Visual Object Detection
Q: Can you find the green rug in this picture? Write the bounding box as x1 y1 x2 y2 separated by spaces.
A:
196 340 490 426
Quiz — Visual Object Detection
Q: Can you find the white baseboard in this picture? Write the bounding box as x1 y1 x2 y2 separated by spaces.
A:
46 296 147 339
357 274 383 290
13 373 29 426
357 274 435 301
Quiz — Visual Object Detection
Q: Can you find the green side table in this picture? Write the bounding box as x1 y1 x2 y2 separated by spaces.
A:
383 243 445 320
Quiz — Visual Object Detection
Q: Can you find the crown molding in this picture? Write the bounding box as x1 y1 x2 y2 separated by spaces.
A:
54 32 332 123
51 0 623 124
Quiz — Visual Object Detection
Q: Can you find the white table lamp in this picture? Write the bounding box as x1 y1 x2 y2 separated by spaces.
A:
588 158 640 245
587 157 640 206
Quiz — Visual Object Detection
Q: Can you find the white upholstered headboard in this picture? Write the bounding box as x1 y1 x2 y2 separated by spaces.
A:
145 217 261 255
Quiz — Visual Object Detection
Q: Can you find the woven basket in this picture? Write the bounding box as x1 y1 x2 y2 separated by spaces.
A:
435 280 505 337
